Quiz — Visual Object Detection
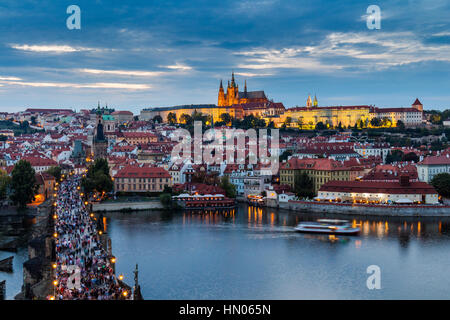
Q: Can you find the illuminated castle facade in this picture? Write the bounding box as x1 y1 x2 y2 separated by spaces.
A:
218 72 268 107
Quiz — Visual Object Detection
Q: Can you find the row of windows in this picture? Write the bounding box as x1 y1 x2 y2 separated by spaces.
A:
116 177 169 183
116 184 166 190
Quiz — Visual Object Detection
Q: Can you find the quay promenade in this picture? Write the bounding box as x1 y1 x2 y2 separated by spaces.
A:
51 177 130 300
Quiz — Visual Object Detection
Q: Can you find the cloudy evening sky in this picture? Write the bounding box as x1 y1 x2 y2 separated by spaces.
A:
0 0 449 113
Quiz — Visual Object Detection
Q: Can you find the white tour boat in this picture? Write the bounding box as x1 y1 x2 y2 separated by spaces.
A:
294 219 360 235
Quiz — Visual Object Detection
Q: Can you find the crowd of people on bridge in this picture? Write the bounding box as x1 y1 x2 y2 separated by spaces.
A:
51 176 129 300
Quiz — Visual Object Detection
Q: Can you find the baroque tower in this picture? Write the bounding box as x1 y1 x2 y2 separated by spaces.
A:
93 111 108 160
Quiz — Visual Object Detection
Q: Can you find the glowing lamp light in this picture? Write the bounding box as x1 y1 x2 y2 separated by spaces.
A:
122 291 128 297
90 213 94 218
110 257 116 264
118 274 124 281
49 296 55 300
84 201 88 205
98 230 103 235
53 214 57 220
53 233 58 238
53 280 58 286
52 263 57 269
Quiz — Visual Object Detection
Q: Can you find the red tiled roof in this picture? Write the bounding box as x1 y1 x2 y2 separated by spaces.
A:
281 157 350 171
376 107 420 113
413 98 422 105
319 180 436 194
114 165 171 178
419 155 450 165
22 156 58 167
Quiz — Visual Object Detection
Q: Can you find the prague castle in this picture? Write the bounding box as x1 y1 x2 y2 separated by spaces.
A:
140 72 424 129
218 72 268 106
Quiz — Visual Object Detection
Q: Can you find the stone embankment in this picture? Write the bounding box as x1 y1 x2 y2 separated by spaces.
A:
280 201 450 217
92 200 163 212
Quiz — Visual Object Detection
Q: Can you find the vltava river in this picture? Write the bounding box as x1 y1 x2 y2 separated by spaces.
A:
106 204 450 299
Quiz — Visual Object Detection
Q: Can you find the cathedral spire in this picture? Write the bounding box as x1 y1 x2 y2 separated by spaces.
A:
219 79 223 89
306 94 312 108
313 94 318 107
231 71 236 87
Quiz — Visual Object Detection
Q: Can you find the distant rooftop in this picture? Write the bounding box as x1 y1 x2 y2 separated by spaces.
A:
142 104 217 112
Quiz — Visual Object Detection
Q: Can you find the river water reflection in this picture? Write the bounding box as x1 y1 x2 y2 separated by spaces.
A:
106 205 450 299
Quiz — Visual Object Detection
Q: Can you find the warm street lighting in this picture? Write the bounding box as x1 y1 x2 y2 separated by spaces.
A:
49 296 55 300
53 232 58 238
53 214 57 219
98 230 103 235
118 274 124 281
53 280 58 286
110 257 116 264
52 263 57 269
122 291 128 297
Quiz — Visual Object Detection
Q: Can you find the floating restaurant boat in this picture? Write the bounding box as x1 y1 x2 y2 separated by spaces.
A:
294 219 360 235
173 194 236 210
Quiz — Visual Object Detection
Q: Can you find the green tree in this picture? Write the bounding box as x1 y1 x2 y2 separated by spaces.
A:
180 113 193 125
46 166 62 181
167 112 177 125
0 170 11 200
159 193 172 209
82 158 113 195
220 176 236 198
294 172 314 199
280 150 292 162
431 173 450 198
396 120 405 131
153 115 163 123
385 150 404 164
370 117 381 127
220 113 232 125
315 122 326 130
402 152 419 162
284 117 292 127
10 160 38 210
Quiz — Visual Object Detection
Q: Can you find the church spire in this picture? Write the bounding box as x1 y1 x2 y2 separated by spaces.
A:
307 94 312 108
219 79 223 89
313 94 318 107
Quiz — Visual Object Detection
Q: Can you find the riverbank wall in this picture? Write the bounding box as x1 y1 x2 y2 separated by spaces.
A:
92 200 163 212
15 201 55 300
280 201 450 217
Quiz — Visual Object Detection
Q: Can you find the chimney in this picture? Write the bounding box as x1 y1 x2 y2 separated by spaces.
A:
399 175 410 186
